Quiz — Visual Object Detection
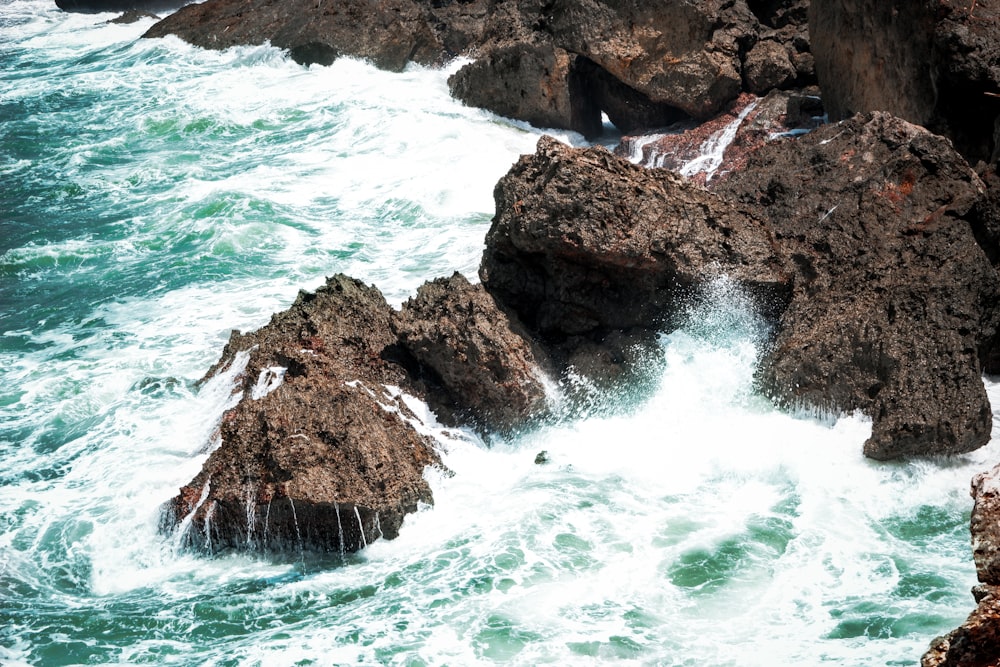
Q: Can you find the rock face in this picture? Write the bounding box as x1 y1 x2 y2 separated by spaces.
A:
715 112 1000 459
164 273 550 556
394 272 552 435
140 0 813 137
923 465 1000 667
480 135 790 371
142 0 488 70
809 0 1000 166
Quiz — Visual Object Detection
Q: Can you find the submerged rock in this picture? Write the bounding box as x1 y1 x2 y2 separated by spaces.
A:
716 112 1000 459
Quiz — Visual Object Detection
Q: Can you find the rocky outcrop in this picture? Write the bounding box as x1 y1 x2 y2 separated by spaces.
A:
715 112 1000 459
164 273 550 556
479 135 791 375
924 465 1000 667
139 0 813 137
142 0 489 70
809 0 1000 166
394 272 552 435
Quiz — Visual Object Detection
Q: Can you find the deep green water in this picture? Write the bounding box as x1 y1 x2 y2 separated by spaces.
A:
2 2 998 665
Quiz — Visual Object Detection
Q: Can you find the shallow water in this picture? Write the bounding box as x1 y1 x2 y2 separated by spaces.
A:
1 3 995 665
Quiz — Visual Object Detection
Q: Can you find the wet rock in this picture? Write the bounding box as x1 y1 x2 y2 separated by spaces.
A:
109 9 160 23
923 464 1000 667
164 275 442 556
142 0 486 70
809 0 1000 166
715 112 1000 459
394 272 552 435
480 135 790 374
614 89 824 186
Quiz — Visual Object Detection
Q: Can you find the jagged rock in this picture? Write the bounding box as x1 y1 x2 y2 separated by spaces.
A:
447 43 602 138
809 0 1000 165
480 135 790 373
394 272 551 435
715 112 1000 459
923 464 1000 667
742 39 796 93
142 0 487 70
164 275 442 555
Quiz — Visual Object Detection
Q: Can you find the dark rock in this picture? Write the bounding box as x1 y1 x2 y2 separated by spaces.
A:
742 39 796 93
923 464 1000 667
57 0 181 13
394 272 552 435
480 135 790 373
534 450 549 464
448 43 602 139
715 112 1000 459
142 0 485 71
165 275 442 556
809 0 1000 166
109 8 160 23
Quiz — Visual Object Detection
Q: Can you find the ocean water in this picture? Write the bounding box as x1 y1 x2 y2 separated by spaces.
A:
2 2 999 665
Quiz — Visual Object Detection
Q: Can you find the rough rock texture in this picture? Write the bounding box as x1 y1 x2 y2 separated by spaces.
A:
923 465 1000 667
395 272 551 435
715 112 1000 459
614 89 824 186
142 0 813 136
480 135 790 370
164 272 554 556
810 0 1000 166
142 0 488 70
165 275 441 555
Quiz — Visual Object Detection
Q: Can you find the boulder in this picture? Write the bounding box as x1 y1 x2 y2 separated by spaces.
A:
164 271 556 556
715 112 1000 459
809 0 1000 166
923 464 1000 667
164 275 442 555
480 135 790 373
394 272 552 435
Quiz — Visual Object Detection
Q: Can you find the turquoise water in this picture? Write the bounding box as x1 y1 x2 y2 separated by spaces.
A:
2 2 998 664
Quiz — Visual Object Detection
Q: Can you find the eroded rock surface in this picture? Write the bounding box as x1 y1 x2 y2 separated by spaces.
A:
165 272 550 556
480 135 790 373
810 0 1000 165
716 112 1000 459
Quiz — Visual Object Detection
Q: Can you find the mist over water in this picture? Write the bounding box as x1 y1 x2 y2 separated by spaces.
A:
2 2 997 665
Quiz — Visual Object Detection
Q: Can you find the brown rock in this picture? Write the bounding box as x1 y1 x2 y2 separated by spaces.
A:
395 272 552 435
715 112 1000 459
165 275 442 556
809 0 1000 165
480 135 790 369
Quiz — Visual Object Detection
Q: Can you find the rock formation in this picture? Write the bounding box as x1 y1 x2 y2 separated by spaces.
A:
809 0 1000 166
479 135 790 376
394 272 552 435
137 0 814 137
716 112 1000 459
163 273 550 556
924 464 1000 667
